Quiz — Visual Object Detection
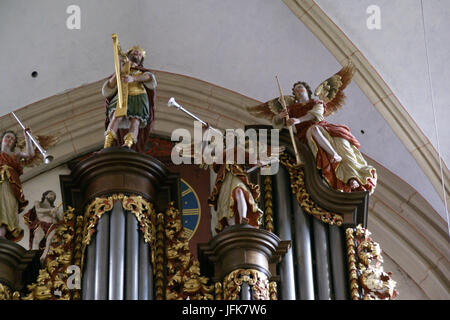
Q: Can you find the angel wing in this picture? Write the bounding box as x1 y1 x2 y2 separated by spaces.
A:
314 62 355 117
18 134 59 167
246 95 295 121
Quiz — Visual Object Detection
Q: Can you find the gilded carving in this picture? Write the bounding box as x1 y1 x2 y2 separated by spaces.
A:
155 212 165 300
345 227 360 300
223 269 270 300
214 282 223 300
354 225 397 300
164 203 214 300
269 281 277 300
81 194 155 270
263 175 274 232
0 283 20 300
346 225 398 300
280 153 343 226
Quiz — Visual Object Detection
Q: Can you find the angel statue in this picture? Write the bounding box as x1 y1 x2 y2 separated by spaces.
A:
0 129 57 242
247 63 377 194
207 144 265 234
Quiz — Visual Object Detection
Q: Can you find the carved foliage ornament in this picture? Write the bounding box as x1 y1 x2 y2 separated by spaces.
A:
280 153 343 226
346 225 398 300
223 269 270 300
0 284 20 300
164 203 214 300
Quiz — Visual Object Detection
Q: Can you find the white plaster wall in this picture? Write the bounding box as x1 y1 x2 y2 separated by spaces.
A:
382 252 429 300
315 0 449 219
316 0 449 164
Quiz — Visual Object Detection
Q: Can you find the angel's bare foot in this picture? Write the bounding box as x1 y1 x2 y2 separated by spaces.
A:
349 178 360 190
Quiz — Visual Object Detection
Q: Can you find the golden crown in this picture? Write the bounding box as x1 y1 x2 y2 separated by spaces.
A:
127 45 146 58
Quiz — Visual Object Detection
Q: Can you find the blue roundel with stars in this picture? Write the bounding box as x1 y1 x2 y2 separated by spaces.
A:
181 179 201 240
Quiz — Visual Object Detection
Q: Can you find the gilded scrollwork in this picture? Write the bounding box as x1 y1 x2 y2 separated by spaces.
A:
81 194 155 270
164 203 214 300
22 207 77 300
280 153 343 226
223 269 270 300
346 225 398 300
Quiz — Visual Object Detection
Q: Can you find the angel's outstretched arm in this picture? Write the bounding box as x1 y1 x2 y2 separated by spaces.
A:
18 128 35 160
286 102 325 126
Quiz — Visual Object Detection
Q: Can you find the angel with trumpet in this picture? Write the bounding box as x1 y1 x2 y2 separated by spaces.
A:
248 63 377 194
0 127 57 241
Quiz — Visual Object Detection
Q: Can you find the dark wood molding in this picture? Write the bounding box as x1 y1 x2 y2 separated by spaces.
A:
198 224 290 282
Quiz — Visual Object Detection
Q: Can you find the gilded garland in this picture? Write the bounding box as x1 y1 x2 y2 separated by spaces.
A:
280 153 343 226
263 175 274 232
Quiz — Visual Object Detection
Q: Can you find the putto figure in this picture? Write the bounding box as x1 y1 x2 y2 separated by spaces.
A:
0 129 34 241
248 63 377 193
102 41 157 152
23 190 62 263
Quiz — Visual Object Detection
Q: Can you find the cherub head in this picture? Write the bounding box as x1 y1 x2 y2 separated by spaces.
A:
1 130 17 152
292 81 312 102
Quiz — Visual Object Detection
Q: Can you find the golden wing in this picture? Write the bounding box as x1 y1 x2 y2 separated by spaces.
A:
314 62 355 117
21 134 59 167
247 95 295 121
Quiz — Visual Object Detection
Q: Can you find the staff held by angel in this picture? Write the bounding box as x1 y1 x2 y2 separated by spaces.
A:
248 63 377 194
0 126 57 241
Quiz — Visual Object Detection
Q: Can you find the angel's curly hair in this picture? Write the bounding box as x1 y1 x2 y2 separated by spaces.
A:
292 81 312 99
1 130 17 152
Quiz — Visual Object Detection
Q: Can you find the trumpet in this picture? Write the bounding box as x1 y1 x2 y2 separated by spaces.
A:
167 97 222 135
11 112 54 165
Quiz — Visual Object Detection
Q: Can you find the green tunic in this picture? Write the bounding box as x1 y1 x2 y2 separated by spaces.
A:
107 93 150 128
